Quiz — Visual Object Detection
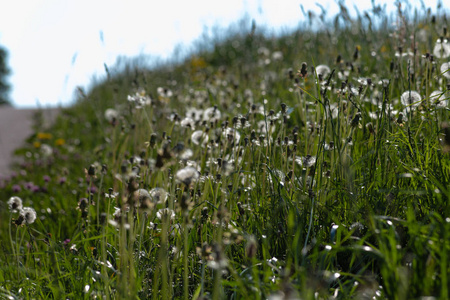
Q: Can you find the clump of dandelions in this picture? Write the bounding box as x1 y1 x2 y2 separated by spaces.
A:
14 207 37 226
433 38 450 59
7 197 37 225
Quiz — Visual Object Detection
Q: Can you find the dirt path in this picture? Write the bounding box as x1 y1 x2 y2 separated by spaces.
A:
0 106 60 178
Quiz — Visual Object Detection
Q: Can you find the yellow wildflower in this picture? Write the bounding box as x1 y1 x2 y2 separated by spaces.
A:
55 138 65 146
37 132 53 140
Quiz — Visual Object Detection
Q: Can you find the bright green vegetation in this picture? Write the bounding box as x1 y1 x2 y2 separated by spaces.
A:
1 3 449 299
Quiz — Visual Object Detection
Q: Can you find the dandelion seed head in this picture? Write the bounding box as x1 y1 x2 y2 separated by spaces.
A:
272 51 283 61
295 155 316 168
7 196 23 213
223 127 241 144
40 144 53 157
315 64 331 79
127 91 152 107
400 91 421 107
104 108 119 123
156 208 175 221
179 148 193 160
185 107 203 122
21 207 37 225
203 107 221 123
157 87 173 98
133 189 153 210
149 188 168 204
430 90 448 108
191 130 209 146
440 62 450 79
180 117 195 130
176 166 199 186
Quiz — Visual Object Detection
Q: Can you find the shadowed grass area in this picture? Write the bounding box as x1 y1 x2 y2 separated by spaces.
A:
1 2 449 299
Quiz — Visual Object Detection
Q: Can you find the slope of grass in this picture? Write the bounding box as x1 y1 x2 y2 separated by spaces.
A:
1 3 449 299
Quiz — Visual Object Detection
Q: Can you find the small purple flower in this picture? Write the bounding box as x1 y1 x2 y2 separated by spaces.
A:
58 177 67 185
12 184 21 193
43 175 51 183
25 182 35 190
87 186 98 194
63 239 71 245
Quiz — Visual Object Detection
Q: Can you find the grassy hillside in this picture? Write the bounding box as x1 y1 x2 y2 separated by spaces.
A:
1 3 449 299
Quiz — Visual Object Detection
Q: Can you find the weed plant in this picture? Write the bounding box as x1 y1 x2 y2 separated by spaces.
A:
1 2 449 299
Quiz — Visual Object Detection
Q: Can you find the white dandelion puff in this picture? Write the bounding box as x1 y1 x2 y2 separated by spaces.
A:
203 107 221 123
156 208 175 221
295 155 316 168
149 188 168 204
315 64 331 79
176 166 200 186
430 90 448 108
7 196 23 213
400 91 421 108
104 108 119 122
21 207 37 225
180 117 195 130
191 130 209 146
440 62 450 79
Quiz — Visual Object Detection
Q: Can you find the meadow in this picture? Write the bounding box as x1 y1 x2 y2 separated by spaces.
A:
1 2 449 299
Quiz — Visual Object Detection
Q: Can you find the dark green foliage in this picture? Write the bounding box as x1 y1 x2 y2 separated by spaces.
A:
0 44 11 105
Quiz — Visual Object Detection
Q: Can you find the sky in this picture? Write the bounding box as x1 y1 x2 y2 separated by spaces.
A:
0 0 442 108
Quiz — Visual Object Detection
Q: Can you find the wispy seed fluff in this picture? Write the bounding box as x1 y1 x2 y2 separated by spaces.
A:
430 90 448 108
133 189 153 210
7 196 23 213
20 207 37 225
314 64 331 79
203 107 221 123
400 91 421 108
104 108 119 123
176 166 200 186
440 62 450 79
295 155 316 168
191 130 209 146
149 188 168 204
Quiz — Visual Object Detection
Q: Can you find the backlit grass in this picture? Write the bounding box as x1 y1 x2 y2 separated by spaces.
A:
1 2 449 299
